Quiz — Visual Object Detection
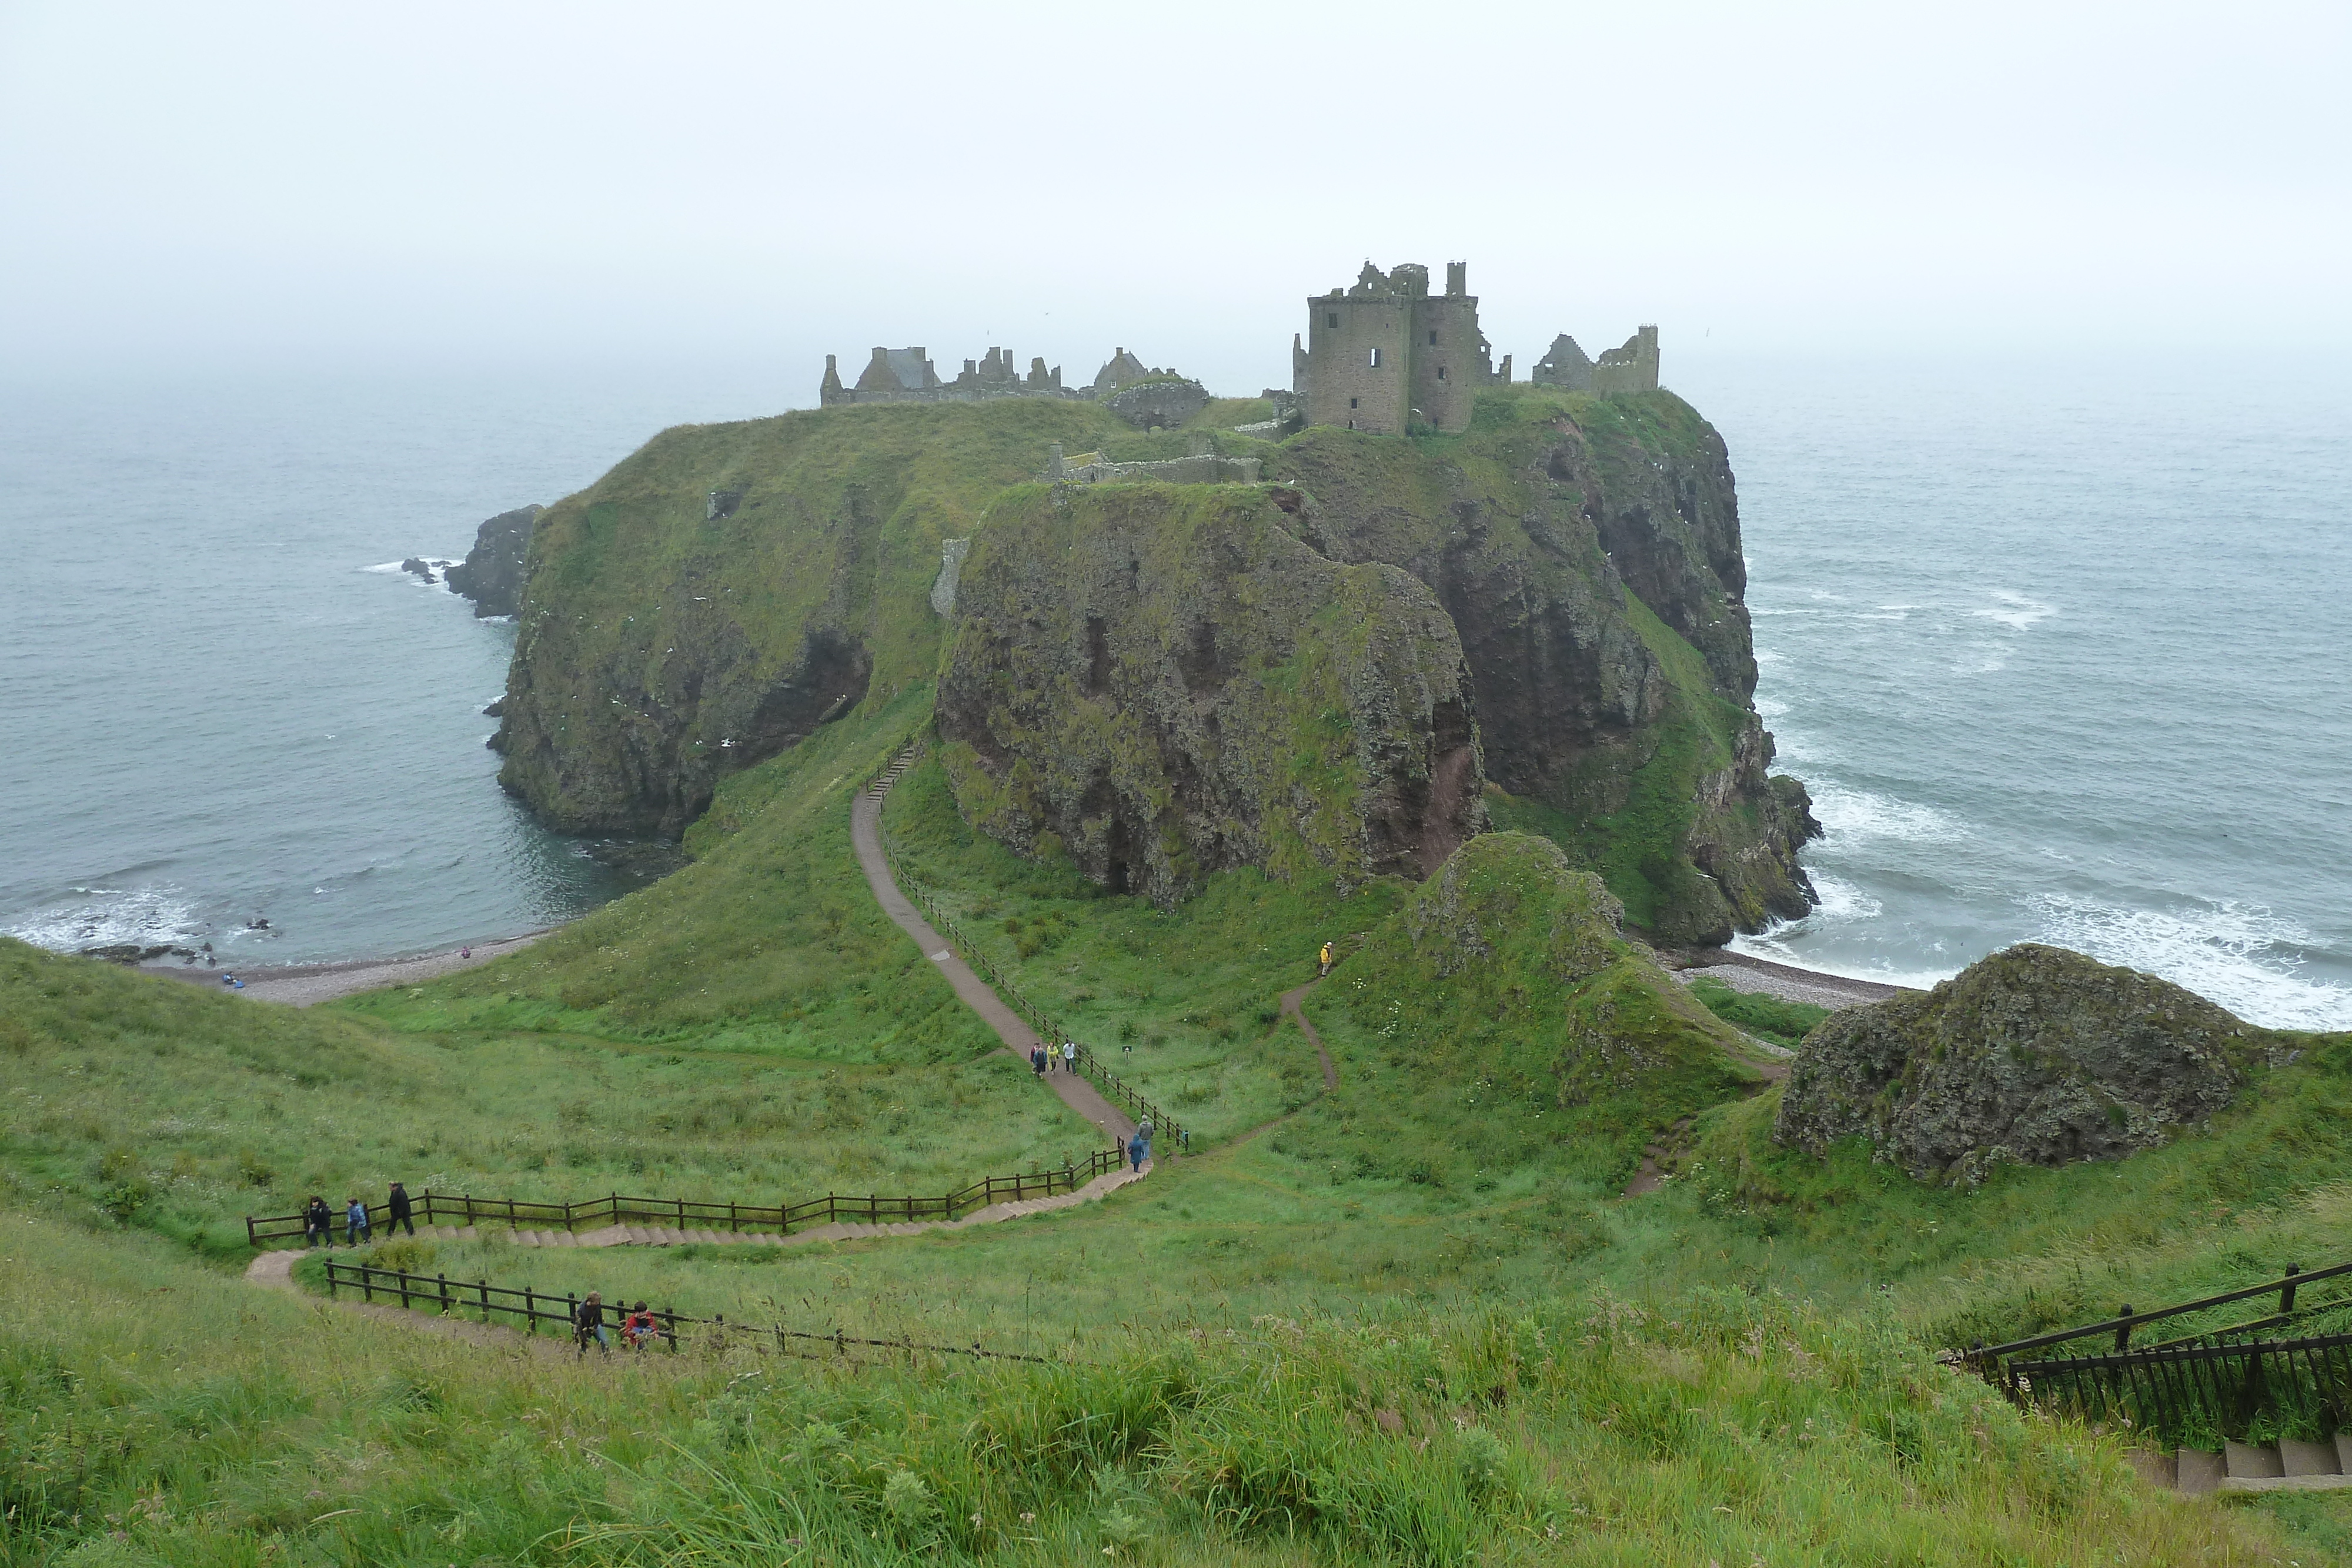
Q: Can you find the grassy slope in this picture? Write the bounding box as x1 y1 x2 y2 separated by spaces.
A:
0 934 1094 1262
2 1206 2311 1568
350 685 993 1055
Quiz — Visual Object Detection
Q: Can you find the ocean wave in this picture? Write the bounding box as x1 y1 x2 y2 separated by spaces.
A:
1753 695 1789 720
1809 784 1967 844
2026 893 2352 1031
5 885 202 952
1970 590 2056 631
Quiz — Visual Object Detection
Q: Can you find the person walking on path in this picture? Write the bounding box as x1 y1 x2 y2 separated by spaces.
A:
1061 1039 1078 1076
1128 1120 1152 1173
303 1196 331 1248
386 1181 415 1236
1318 941 1334 978
1031 1044 1049 1076
344 1197 370 1247
574 1292 611 1356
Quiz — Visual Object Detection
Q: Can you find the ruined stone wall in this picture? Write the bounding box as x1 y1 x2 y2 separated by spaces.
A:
1409 296 1484 432
1304 293 1412 434
1591 326 1661 396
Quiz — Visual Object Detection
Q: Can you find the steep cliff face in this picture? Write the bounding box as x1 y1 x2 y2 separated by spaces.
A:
493 399 1135 836
936 483 1484 904
444 504 543 617
1267 389 1816 943
1773 944 2277 1182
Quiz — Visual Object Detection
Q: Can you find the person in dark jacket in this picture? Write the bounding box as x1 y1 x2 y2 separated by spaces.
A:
574 1291 611 1356
1031 1044 1048 1076
386 1181 415 1236
303 1196 332 1248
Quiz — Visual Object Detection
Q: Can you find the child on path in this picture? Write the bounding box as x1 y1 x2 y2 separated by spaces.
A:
1031 1044 1048 1076
1061 1040 1077 1075
1318 941 1333 978
574 1292 612 1356
386 1181 415 1236
344 1197 370 1247
303 1195 331 1248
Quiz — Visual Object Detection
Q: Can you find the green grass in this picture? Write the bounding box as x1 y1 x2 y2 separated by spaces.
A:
6 1206 2322 1567
1683 975 1831 1049
0 935 1101 1263
880 750 1402 1144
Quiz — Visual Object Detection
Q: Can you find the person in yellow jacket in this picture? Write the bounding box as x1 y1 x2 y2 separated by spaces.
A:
1318 941 1334 978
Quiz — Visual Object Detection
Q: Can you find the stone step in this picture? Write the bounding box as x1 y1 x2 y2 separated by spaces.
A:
2226 1440 2284 1480
2281 1437 2342 1477
2176 1449 2227 1496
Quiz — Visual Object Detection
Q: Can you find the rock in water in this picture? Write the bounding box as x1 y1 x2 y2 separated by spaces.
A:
1772 943 2269 1181
445 504 543 618
937 483 1484 904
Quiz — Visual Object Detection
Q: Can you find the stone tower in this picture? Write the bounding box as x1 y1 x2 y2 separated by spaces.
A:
1295 260 1495 435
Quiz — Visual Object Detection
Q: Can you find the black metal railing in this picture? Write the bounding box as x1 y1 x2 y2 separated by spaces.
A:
249 1148 1127 1248
320 1259 1055 1363
1955 1261 2352 1443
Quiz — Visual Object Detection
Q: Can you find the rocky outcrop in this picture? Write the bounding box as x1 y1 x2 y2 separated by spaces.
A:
937 483 1484 905
1773 944 2274 1182
1267 389 1816 944
445 505 543 618
1106 377 1210 430
492 399 1133 837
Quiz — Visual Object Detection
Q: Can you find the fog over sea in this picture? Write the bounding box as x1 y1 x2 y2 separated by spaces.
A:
2 355 2346 1029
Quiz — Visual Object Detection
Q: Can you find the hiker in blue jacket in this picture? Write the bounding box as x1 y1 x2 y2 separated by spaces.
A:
345 1196 370 1246
1128 1120 1152 1172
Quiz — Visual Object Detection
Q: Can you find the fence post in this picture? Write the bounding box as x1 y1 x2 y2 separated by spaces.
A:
566 1292 578 1342
2283 1264 2303 1315
2114 1305 2134 1353
729 1201 738 1233
360 1263 373 1303
397 1269 413 1311
479 1279 490 1323
438 1274 452 1315
463 1194 473 1226
663 1305 678 1353
245 1215 256 1247
677 1196 686 1231
326 1261 338 1299
524 1284 536 1333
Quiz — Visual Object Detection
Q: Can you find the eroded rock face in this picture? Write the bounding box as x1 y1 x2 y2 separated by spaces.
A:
445 505 542 617
1772 944 2269 1181
1267 390 1816 943
937 483 1485 905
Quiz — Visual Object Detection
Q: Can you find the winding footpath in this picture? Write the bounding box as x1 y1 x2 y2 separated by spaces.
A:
243 751 1148 1307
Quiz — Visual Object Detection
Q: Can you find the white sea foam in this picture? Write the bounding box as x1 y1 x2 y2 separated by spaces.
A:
1809 784 1967 844
1970 590 2056 631
1806 874 1885 922
2026 893 2352 1031
5 885 201 951
1753 695 1789 720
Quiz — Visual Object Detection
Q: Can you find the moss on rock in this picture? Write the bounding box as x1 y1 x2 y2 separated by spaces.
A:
936 482 1484 905
1773 943 2286 1182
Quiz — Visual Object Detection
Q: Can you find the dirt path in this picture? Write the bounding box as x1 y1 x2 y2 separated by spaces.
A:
849 755 1135 1146
245 1246 569 1355
1279 982 1339 1091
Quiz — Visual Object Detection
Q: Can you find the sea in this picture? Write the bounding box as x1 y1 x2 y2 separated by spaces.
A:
2 354 2347 1029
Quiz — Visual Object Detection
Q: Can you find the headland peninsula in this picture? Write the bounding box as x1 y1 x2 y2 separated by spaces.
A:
10 259 2352 1566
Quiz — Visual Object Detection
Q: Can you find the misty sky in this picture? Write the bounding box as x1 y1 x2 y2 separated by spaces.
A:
2 1 2346 393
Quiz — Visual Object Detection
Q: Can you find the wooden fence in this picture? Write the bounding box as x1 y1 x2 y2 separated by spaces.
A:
249 1146 1127 1248
321 1258 1054 1363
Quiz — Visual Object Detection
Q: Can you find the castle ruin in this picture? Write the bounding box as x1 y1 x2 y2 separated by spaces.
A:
818 343 1198 412
1292 260 1659 433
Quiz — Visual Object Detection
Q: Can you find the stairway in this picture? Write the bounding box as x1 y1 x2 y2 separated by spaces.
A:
2133 1435 2352 1495
864 746 920 799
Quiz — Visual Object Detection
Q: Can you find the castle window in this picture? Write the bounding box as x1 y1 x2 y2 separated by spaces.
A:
1428 330 1438 345
1349 397 1359 409
1327 312 1338 329
1437 366 1447 380
1370 349 1384 367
